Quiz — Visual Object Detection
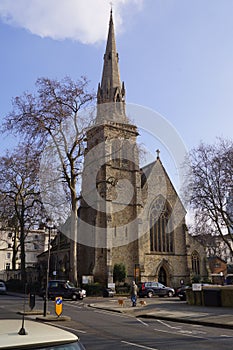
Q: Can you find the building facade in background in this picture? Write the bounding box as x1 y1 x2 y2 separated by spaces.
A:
0 226 55 282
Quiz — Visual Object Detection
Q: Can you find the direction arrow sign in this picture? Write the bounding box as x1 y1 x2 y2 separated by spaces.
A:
55 297 63 316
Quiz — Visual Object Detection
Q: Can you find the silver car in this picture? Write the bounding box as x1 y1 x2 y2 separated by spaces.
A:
0 281 6 294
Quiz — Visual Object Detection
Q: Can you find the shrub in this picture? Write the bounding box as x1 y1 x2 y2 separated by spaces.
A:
113 263 126 284
83 283 102 296
6 279 25 293
116 283 130 294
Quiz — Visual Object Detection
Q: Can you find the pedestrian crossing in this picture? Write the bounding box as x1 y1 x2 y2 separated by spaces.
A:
63 300 87 308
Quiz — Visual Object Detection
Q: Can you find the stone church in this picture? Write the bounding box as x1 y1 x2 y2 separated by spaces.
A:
76 11 208 288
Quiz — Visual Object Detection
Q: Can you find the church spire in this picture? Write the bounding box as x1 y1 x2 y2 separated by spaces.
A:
97 10 125 105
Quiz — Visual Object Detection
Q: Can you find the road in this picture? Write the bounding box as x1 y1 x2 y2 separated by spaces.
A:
0 294 232 349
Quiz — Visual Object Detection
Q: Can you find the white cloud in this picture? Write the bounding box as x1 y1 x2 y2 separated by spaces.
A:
0 0 143 44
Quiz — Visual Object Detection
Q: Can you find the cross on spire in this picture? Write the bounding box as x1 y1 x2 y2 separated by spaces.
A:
110 1 113 12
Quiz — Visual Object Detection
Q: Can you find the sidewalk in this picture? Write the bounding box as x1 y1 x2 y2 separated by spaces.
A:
89 297 233 330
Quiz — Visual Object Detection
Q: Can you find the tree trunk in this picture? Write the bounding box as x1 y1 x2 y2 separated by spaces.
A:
12 228 18 270
69 210 78 285
20 222 27 286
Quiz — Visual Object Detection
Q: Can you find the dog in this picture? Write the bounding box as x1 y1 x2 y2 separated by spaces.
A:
118 299 124 307
139 300 147 306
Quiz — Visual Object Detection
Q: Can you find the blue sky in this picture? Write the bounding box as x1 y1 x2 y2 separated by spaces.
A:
0 0 232 192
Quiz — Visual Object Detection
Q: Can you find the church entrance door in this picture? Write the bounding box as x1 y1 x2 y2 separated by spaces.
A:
158 267 167 285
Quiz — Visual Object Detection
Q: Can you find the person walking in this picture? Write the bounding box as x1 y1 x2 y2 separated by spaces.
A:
130 280 138 307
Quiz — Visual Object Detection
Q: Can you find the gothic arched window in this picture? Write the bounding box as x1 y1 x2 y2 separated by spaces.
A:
191 251 200 275
150 196 174 253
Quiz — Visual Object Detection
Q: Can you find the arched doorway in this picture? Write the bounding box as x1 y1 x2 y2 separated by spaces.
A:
158 267 167 285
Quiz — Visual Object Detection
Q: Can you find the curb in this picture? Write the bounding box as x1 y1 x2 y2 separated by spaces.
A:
17 309 47 316
139 314 233 330
36 315 71 322
88 303 136 315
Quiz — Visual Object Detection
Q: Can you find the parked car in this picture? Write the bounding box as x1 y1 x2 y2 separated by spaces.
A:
39 280 86 300
138 282 175 298
0 319 86 349
176 285 189 301
81 288 87 298
0 281 7 294
103 288 116 297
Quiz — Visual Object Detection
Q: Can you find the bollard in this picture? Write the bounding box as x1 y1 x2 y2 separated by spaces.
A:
29 293 35 310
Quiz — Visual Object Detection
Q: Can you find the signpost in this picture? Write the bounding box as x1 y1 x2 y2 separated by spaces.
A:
192 283 202 291
55 297 63 317
108 283 115 290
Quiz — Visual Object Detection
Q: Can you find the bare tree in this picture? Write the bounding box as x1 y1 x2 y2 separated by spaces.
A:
2 76 95 285
0 143 43 284
184 138 233 256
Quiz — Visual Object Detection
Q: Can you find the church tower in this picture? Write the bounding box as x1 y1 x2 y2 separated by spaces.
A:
79 10 142 285
75 10 208 289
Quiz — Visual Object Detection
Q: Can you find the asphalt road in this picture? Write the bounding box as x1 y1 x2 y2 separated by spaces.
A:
0 294 233 350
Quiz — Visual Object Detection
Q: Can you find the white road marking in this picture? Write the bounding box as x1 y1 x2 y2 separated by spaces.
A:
136 318 149 326
153 328 205 339
155 319 206 336
220 335 233 338
156 319 181 329
121 340 158 349
190 330 207 335
53 324 87 334
179 330 194 334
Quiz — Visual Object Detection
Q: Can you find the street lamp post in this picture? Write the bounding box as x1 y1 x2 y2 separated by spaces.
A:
43 220 52 317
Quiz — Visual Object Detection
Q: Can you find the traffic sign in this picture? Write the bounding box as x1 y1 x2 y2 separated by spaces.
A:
55 297 63 316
